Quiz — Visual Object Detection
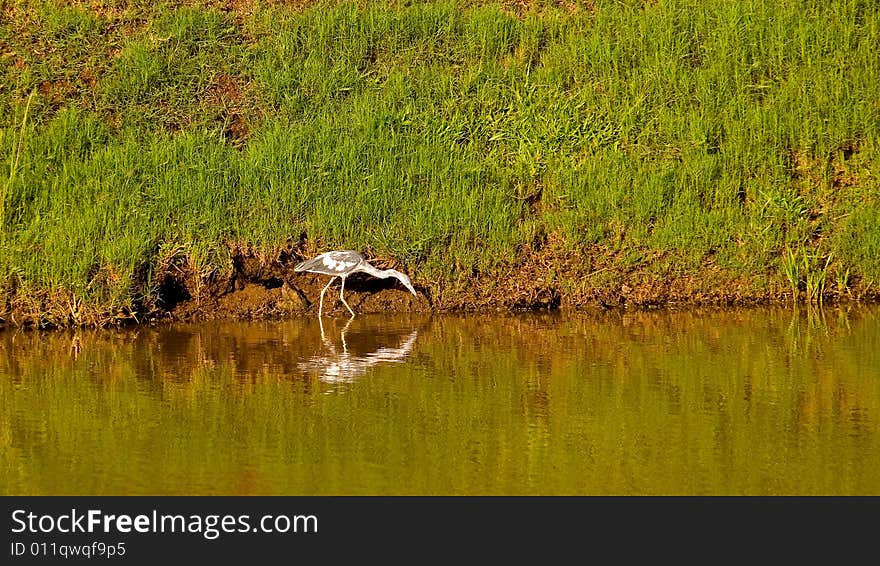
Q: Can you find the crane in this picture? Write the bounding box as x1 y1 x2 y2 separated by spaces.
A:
294 250 417 317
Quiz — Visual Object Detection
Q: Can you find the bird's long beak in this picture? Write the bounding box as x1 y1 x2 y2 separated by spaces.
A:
392 270 418 297
401 279 417 297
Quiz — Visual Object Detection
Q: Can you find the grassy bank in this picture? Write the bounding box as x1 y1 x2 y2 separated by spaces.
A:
1 0 879 326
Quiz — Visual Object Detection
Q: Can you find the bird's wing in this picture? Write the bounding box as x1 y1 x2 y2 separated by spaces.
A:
325 250 364 265
295 250 364 274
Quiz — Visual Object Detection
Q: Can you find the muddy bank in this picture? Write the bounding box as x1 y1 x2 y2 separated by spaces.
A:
2 236 877 329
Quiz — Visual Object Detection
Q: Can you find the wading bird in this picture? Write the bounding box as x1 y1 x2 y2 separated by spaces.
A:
294 250 417 317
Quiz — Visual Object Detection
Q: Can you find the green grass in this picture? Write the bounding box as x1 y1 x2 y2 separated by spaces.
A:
1 0 880 322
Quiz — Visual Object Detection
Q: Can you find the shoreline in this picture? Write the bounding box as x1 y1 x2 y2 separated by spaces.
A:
3 239 877 329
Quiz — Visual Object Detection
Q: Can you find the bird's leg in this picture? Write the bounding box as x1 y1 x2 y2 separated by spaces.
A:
319 277 337 317
340 317 353 353
318 315 327 343
339 276 356 318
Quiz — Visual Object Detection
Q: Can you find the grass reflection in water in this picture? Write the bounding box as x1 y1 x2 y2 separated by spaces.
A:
1 307 878 495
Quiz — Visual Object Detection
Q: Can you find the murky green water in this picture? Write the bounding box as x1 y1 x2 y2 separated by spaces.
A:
2 307 879 495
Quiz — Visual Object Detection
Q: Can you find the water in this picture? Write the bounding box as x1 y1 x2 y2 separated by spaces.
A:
2 307 879 495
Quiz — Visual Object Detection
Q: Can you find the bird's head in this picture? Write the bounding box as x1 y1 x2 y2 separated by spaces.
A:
387 269 418 297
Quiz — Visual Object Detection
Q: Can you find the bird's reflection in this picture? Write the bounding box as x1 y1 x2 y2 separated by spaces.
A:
298 317 420 383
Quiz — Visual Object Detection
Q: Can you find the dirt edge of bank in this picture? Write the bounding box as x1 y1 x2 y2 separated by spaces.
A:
2 237 877 329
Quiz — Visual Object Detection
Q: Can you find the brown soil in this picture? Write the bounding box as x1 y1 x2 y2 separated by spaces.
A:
166 242 431 322
2 234 877 329
114 235 877 325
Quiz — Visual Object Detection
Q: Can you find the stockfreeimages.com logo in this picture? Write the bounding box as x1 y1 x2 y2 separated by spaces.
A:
11 509 318 540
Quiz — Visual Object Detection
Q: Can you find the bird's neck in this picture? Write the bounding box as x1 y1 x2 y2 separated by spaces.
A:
359 263 391 279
